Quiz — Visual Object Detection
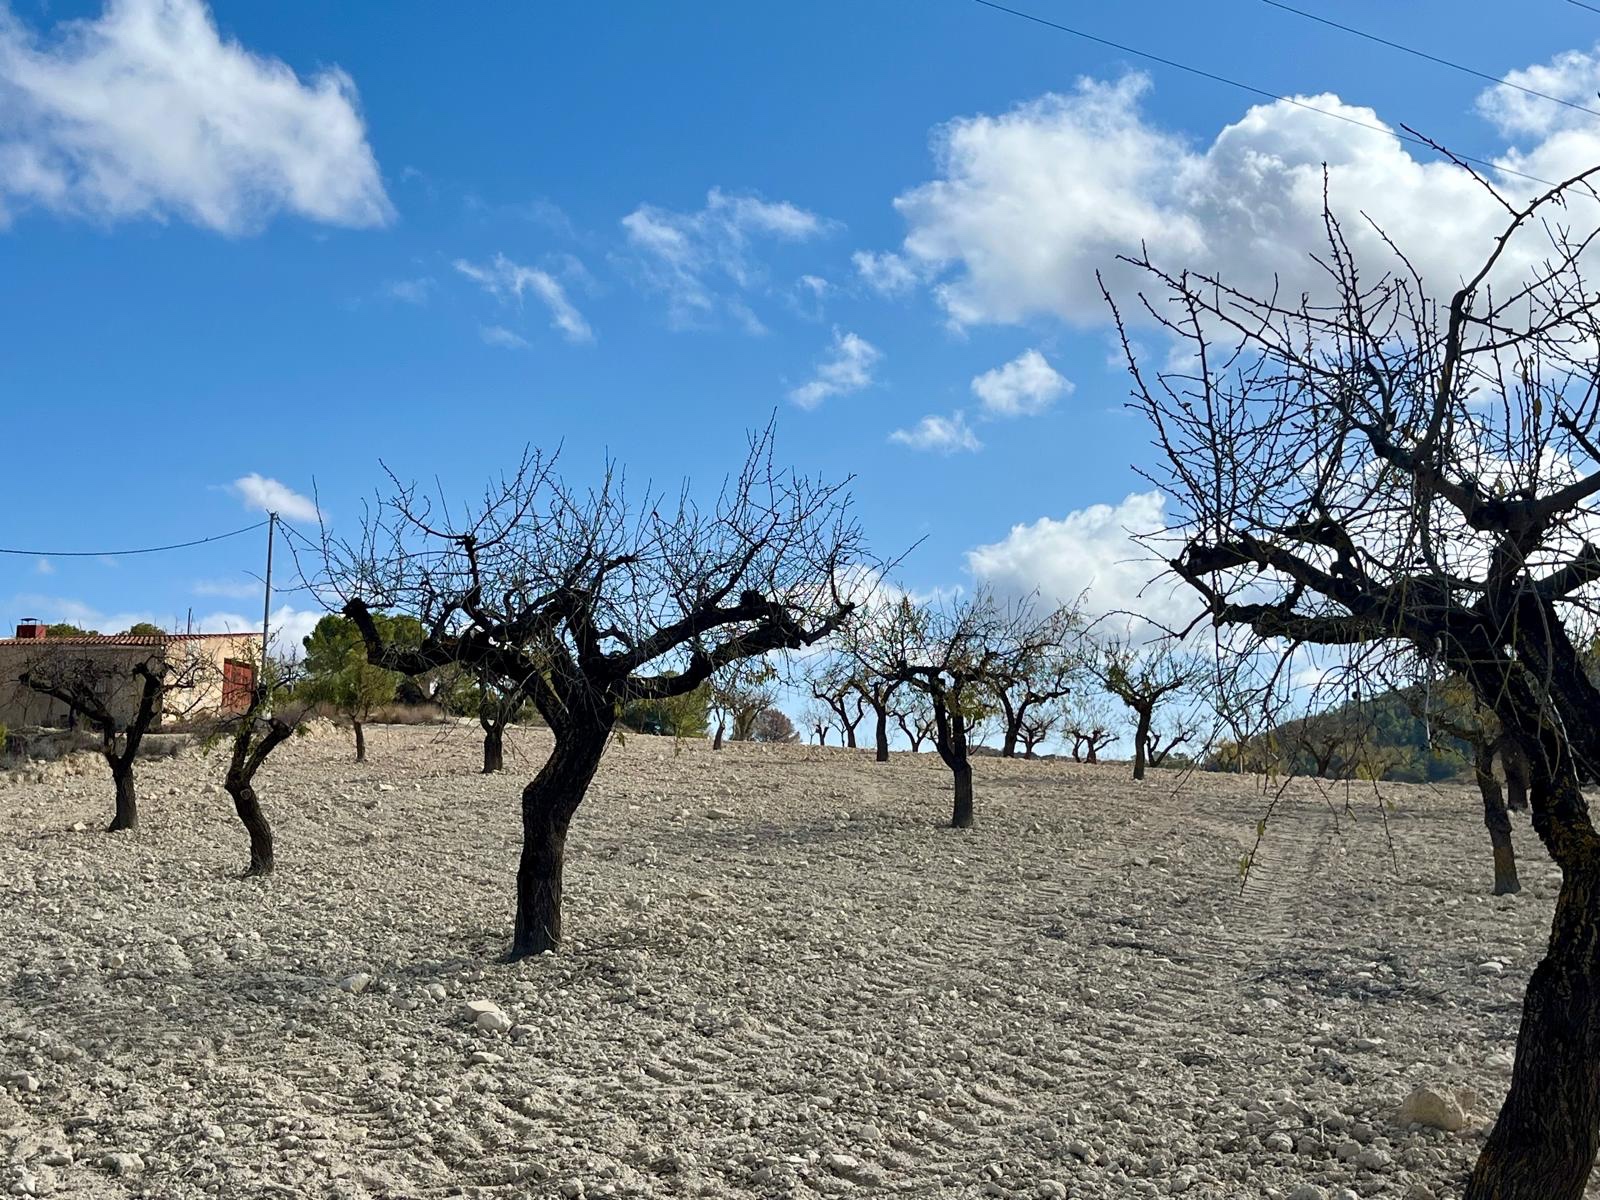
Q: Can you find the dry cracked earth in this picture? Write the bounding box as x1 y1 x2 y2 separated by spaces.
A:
0 724 1572 1199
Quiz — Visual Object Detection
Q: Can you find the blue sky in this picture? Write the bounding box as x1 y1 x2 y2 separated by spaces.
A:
4 0 1600 654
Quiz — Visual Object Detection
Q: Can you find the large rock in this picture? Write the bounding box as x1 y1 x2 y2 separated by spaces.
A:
1398 1085 1474 1132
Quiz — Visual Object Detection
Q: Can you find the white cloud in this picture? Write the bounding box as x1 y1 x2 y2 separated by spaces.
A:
889 412 981 455
479 324 529 350
454 254 593 343
621 187 831 329
967 491 1194 629
873 67 1600 329
852 249 920 296
971 349 1071 417
0 0 391 233
34 557 53 575
788 328 881 409
228 474 318 522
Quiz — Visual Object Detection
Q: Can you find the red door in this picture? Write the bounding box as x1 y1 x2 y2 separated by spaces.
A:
222 659 255 714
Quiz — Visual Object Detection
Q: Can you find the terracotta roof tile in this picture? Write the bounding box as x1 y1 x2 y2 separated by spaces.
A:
0 633 252 647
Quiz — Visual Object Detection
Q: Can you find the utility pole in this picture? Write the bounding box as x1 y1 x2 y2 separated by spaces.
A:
261 511 276 682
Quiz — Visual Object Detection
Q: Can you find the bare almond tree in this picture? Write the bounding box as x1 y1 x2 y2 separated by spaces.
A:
209 657 310 877
877 591 1056 827
328 428 865 959
1109 159 1600 1195
989 603 1083 757
19 645 214 832
1089 638 1204 780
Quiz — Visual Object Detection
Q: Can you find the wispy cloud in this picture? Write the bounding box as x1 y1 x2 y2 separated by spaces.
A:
34 557 53 575
789 329 881 410
193 578 261 599
621 187 832 330
480 324 530 350
454 253 594 343
384 277 433 305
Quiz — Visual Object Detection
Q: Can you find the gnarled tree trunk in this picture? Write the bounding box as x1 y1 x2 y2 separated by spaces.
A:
353 720 367 763
713 720 725 751
1466 847 1600 1194
1131 708 1151 780
951 762 974 829
483 725 505 774
228 781 275 876
873 706 889 762
511 727 609 960
108 755 138 832
1473 741 1519 896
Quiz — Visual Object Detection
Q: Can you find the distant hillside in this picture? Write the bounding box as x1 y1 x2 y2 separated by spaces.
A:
1205 685 1473 783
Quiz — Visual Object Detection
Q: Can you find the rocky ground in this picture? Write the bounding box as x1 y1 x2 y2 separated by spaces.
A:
0 724 1571 1199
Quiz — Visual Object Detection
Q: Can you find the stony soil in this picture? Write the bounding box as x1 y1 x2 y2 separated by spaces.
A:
0 724 1571 1199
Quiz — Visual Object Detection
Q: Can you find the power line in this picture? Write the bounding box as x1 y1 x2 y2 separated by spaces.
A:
968 0 1571 194
0 519 268 559
1262 0 1600 122
1568 0 1600 16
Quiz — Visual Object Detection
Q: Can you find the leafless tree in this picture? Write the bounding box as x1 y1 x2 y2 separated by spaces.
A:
806 656 867 750
988 602 1083 757
1109 159 1600 1194
804 704 834 746
875 590 1030 828
208 655 311 877
709 658 778 750
476 671 524 774
1089 638 1204 780
895 691 936 752
19 646 213 831
837 592 921 761
327 428 865 959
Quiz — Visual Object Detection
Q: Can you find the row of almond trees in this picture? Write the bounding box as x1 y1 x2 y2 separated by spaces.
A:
20 158 1600 1188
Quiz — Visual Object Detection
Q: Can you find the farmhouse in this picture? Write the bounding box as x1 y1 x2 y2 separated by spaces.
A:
0 619 261 731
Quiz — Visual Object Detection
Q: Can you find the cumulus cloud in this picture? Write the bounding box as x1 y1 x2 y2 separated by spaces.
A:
788 328 881 409
454 254 593 343
228 474 318 521
967 491 1195 629
852 249 920 296
971 349 1071 417
621 187 831 330
888 411 981 455
872 66 1600 329
0 0 391 233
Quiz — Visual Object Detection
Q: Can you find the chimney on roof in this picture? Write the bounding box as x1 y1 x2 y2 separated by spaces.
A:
15 618 46 640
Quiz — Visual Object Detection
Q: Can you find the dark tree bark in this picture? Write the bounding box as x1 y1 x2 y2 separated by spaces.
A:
1466 756 1599 1199
1131 706 1152 780
1472 740 1520 896
353 720 367 763
483 725 505 773
109 758 138 832
951 761 975 828
512 727 610 959
222 701 295 877
925 685 976 829
713 720 726 751
872 704 889 762
1502 738 1530 812
228 780 275 876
